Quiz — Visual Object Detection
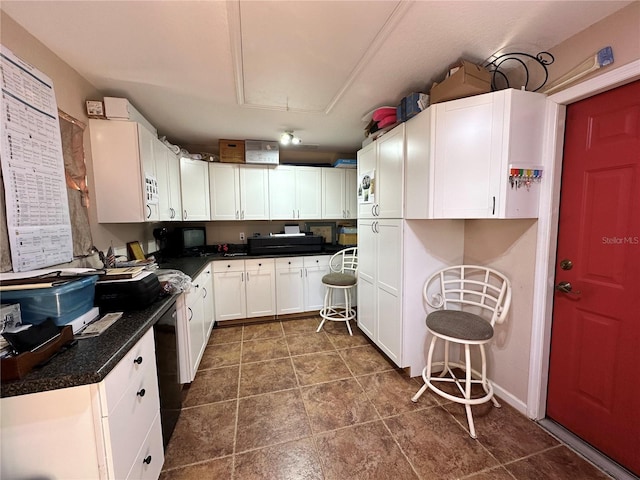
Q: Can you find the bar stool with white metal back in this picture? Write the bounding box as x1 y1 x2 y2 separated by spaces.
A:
411 265 512 438
317 247 358 335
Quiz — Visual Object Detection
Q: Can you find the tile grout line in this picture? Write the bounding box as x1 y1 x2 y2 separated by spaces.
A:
228 322 247 480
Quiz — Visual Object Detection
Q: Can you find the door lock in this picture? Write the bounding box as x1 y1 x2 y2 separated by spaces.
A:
555 281 581 295
560 259 573 270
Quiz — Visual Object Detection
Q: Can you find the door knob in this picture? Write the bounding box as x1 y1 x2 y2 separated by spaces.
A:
555 281 581 295
560 259 573 270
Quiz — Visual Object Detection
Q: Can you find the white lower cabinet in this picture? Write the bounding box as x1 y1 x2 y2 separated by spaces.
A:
275 257 305 315
1 329 164 480
303 256 331 311
357 218 464 375
179 265 214 382
213 259 276 321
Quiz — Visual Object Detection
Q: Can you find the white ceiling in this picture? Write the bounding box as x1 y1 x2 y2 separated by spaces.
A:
1 1 632 155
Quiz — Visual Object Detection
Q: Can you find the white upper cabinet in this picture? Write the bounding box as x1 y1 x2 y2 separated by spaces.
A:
269 165 321 220
357 124 405 219
90 119 160 223
154 139 182 221
240 166 270 220
321 168 358 219
430 89 546 219
180 157 211 221
209 163 269 221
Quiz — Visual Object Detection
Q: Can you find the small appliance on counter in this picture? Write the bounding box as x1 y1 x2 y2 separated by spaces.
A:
94 272 161 312
167 226 207 256
247 234 323 255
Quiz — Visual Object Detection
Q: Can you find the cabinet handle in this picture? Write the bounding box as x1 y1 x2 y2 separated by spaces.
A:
241 272 244 282
184 209 188 219
300 269 303 278
293 209 296 218
236 210 239 219
247 272 250 281
188 307 193 321
133 356 143 365
297 209 300 218
146 205 151 218
492 196 496 215
241 210 245 219
137 388 146 397
143 456 152 465
371 205 375 216
288 261 291 265
203 287 207 298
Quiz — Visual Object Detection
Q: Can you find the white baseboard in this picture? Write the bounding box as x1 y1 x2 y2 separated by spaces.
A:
492 382 528 416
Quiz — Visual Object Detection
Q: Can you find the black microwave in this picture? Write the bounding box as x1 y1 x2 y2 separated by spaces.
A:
169 227 206 255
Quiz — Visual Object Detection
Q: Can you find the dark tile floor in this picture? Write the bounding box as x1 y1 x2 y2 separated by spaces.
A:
159 316 612 480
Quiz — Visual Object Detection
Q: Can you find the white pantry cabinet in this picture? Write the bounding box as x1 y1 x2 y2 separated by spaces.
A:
154 140 182 221
269 165 322 220
321 168 358 219
430 88 546 219
1 329 164 480
357 124 405 219
213 259 276 321
209 163 269 220
357 218 464 375
90 119 160 223
180 157 211 221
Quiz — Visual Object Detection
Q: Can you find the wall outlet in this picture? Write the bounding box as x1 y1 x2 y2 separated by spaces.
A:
239 232 245 241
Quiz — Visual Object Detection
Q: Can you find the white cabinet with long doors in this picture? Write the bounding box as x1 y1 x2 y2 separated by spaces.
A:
419 88 545 219
154 140 182 221
357 124 405 219
269 165 322 220
209 163 269 220
321 168 358 219
90 119 160 223
357 218 464 375
180 158 210 221
179 265 214 382
213 259 276 321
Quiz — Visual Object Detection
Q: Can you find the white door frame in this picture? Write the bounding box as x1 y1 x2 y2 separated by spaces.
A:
527 59 640 420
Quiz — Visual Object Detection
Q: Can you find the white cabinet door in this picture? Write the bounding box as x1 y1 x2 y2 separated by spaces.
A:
180 158 211 221
275 257 304 315
155 140 182 221
209 163 240 220
185 281 206 375
322 168 346 219
376 125 405 218
295 167 322 219
405 107 435 219
303 256 330 311
374 219 402 363
90 119 159 223
357 142 377 219
213 261 247 321
268 165 296 220
245 259 276 318
240 166 270 220
201 266 214 339
431 89 545 219
345 169 358 219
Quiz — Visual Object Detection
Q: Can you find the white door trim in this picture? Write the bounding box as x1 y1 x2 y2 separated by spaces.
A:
528 59 640 420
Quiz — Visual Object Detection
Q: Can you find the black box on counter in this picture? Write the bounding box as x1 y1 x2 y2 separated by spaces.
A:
95 272 161 312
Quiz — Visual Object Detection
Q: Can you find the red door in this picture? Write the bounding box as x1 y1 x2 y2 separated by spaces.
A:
546 80 640 475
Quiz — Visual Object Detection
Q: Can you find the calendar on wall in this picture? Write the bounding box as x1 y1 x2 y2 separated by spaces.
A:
0 45 73 272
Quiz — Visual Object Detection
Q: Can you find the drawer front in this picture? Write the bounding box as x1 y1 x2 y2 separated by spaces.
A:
275 257 304 269
245 258 274 270
126 413 164 480
303 255 330 268
103 328 155 413
107 360 160 480
212 259 245 273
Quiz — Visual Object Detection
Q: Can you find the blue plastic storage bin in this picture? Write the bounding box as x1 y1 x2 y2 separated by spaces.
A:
1 275 98 326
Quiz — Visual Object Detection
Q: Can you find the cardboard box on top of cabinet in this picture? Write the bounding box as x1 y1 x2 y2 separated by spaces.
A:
219 139 245 163
429 60 492 105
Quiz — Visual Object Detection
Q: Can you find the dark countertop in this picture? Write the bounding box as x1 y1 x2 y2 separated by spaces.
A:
0 250 339 398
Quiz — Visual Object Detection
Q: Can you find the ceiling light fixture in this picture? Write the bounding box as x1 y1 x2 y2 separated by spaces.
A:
280 131 301 146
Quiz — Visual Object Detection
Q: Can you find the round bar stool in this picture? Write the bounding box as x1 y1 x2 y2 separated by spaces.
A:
411 265 512 438
317 247 358 336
